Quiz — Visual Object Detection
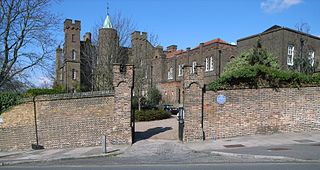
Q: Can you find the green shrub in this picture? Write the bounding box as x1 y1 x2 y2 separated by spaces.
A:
147 86 162 106
24 88 65 97
224 47 279 76
208 65 320 91
209 44 320 91
0 93 23 114
135 109 171 122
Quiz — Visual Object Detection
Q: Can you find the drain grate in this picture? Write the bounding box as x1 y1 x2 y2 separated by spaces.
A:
294 139 315 143
267 147 290 151
223 144 245 148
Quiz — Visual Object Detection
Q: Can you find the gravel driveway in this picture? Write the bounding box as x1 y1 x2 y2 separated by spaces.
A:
135 116 178 141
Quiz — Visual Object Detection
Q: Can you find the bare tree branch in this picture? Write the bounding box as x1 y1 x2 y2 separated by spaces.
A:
0 0 60 91
80 11 135 91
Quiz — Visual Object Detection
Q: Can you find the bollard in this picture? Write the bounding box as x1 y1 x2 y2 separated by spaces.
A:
102 135 107 153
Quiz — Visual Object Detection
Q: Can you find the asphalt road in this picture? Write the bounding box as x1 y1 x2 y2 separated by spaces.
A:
1 163 320 170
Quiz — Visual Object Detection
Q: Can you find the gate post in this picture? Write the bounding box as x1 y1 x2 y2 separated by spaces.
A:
113 64 134 144
182 65 205 142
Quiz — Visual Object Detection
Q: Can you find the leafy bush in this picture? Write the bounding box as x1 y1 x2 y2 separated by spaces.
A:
208 43 320 91
24 88 65 97
132 96 147 111
223 47 279 76
0 93 23 114
147 86 162 106
135 109 171 122
291 56 318 74
208 64 320 91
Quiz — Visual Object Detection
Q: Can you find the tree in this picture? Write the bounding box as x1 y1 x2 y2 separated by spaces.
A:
134 68 145 111
80 11 135 91
0 0 60 91
223 38 279 75
147 86 162 106
291 23 318 74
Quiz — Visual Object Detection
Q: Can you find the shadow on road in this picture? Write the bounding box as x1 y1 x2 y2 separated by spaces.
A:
134 127 173 142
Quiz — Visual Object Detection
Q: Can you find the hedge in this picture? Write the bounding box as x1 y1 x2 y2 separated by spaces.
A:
208 65 320 91
24 88 65 97
0 93 23 115
135 109 171 122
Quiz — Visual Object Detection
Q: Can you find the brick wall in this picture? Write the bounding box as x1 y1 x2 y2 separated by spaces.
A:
0 102 36 151
182 66 320 142
35 92 117 149
0 65 133 151
157 81 182 105
182 65 205 142
203 87 320 140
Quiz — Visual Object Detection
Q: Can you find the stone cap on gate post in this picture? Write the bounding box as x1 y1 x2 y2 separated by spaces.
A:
182 65 205 89
112 64 134 88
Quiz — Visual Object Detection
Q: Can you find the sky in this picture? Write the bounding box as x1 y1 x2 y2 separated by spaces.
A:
52 0 320 50
35 0 320 87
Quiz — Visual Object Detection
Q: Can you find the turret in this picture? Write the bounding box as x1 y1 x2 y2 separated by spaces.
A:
62 19 81 92
83 32 91 43
55 46 63 85
95 14 119 90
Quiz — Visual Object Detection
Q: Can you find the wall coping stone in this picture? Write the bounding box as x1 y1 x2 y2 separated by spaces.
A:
23 90 114 102
206 85 320 92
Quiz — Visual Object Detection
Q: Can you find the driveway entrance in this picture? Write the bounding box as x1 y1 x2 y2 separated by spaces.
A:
134 116 178 142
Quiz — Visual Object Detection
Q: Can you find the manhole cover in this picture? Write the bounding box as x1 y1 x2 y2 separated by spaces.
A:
267 147 290 151
223 144 245 148
294 139 315 143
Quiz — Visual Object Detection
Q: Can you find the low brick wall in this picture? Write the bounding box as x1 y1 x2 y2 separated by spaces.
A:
0 102 36 151
0 65 133 151
203 87 320 140
36 92 118 149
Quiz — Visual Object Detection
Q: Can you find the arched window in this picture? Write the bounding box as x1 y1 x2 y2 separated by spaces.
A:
72 69 77 80
72 50 76 60
168 67 173 80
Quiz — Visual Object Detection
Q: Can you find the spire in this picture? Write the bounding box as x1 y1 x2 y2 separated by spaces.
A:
103 2 113 29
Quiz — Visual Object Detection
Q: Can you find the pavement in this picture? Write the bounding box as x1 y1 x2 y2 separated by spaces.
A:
0 145 129 166
187 132 320 161
1 131 320 166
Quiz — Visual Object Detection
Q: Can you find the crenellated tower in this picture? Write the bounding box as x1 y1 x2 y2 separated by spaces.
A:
61 19 81 92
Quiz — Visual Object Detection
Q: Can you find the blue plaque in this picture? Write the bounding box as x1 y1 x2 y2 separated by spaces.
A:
217 95 226 105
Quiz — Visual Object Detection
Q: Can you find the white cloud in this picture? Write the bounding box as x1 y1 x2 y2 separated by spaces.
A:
261 0 303 13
